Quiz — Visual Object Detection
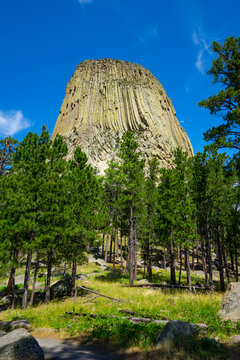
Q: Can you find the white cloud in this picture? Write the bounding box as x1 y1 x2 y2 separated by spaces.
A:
78 0 92 4
0 110 31 137
192 30 211 74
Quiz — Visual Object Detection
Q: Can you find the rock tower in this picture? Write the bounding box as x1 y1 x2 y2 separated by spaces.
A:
52 59 193 173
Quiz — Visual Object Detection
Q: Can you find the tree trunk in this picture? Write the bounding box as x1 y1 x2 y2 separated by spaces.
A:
223 242 230 283
6 266 15 296
146 205 152 281
170 231 176 285
104 234 109 263
22 250 32 309
101 234 105 259
71 253 77 297
206 225 213 286
113 231 116 269
163 247 166 269
29 252 40 307
185 247 192 292
133 216 137 281
229 244 234 272
120 232 123 266
196 239 199 265
109 235 113 263
116 210 119 258
200 232 208 285
178 243 182 285
216 228 225 292
191 246 195 270
45 250 53 303
129 204 134 286
11 268 16 310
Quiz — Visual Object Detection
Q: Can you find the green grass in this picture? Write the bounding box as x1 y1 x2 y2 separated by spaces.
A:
0 266 239 359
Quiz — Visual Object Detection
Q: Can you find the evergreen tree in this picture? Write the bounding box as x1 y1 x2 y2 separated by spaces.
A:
199 36 240 151
118 131 145 285
64 147 100 296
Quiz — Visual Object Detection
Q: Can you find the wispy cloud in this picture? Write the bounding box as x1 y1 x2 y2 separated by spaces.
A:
192 29 211 74
78 0 92 4
0 110 31 137
137 24 159 44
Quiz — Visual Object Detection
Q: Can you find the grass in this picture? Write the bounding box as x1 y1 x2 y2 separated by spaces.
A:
0 265 240 359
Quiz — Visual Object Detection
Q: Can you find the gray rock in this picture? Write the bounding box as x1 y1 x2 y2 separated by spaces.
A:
0 331 6 337
218 282 240 321
230 335 240 344
76 274 89 280
1 295 20 305
0 320 31 331
100 265 110 271
50 275 72 299
0 328 44 360
137 279 149 284
95 258 108 267
157 320 195 347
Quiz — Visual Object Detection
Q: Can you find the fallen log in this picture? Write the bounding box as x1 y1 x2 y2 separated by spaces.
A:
76 286 128 303
83 295 100 303
65 312 208 330
127 284 213 291
118 309 168 320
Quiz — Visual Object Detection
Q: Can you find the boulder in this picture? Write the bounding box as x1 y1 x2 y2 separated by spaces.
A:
76 274 89 280
137 279 149 284
88 255 109 268
50 275 72 299
0 320 31 332
230 335 240 344
1 295 20 305
218 282 240 321
100 265 110 271
157 320 195 347
0 328 44 360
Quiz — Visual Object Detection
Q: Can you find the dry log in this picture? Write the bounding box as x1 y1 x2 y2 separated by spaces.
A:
76 286 128 303
128 284 213 291
65 312 208 330
83 295 100 303
118 309 168 320
118 309 135 315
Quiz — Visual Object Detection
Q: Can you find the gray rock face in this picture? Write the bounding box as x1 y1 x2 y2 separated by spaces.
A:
218 282 240 321
52 59 193 175
0 328 44 360
157 320 195 347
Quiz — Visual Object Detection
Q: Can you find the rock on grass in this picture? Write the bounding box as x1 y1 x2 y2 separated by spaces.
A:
0 328 44 360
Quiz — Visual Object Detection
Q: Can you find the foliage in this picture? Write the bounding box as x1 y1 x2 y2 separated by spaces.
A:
199 36 240 151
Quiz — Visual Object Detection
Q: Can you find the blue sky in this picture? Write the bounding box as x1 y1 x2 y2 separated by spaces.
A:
0 0 239 154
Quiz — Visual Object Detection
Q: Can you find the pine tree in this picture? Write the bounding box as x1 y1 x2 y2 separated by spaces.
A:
118 131 145 285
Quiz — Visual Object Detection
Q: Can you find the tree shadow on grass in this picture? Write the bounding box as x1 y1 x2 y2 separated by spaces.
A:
94 270 130 283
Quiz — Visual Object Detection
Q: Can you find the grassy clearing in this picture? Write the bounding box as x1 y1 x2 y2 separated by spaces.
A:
0 266 240 359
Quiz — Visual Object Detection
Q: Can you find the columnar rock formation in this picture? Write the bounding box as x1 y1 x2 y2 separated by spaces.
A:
52 59 193 173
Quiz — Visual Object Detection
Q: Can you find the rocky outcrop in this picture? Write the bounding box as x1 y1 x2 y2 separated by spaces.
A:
52 59 193 174
0 328 44 360
218 282 240 321
157 320 196 347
